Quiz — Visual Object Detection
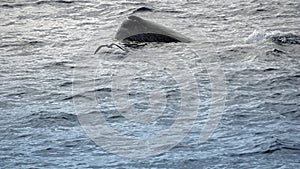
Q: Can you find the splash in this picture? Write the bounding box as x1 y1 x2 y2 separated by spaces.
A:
245 30 300 45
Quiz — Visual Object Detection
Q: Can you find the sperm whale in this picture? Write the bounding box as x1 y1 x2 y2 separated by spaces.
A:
94 15 192 54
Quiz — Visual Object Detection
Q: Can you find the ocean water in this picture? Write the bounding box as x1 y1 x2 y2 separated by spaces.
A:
1 0 300 168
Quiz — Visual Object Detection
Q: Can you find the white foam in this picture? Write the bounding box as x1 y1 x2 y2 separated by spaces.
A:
245 30 267 44
245 30 285 44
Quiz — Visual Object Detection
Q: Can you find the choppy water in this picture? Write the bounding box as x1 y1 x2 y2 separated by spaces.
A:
1 0 300 168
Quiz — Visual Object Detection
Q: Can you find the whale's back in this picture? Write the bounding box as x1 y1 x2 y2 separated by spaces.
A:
115 15 192 43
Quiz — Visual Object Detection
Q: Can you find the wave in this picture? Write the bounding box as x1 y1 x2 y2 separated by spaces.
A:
20 111 78 128
230 138 300 157
132 6 154 14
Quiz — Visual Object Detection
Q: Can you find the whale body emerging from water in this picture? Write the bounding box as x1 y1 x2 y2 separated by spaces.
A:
116 15 192 43
94 15 192 54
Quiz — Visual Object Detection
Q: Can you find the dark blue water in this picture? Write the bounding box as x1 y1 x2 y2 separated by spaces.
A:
1 0 300 168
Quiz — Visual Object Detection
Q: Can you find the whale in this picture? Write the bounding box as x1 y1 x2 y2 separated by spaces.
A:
95 15 192 54
116 15 192 43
